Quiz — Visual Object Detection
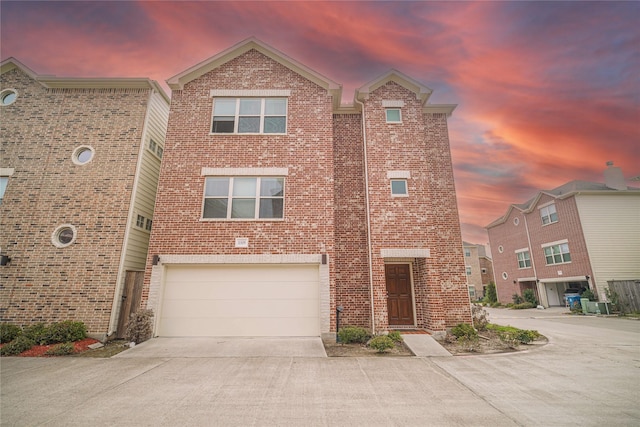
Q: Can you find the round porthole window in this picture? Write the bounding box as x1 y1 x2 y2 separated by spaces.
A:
502 272 508 280
52 225 77 248
72 146 95 165
0 89 18 106
513 217 520 226
498 245 504 253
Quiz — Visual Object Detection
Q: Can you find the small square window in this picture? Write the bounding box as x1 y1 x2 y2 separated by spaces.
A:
136 215 145 228
386 109 402 123
390 179 408 196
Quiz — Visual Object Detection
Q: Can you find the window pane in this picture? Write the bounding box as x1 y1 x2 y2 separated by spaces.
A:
386 109 401 122
563 252 571 262
0 176 7 204
391 180 407 195
260 198 283 218
212 117 235 133
263 117 286 133
205 178 229 197
231 199 256 218
550 212 558 222
265 98 286 115
203 199 228 218
58 228 74 244
238 117 260 133
260 178 284 196
233 178 256 196
239 98 261 115
77 148 93 164
214 99 236 115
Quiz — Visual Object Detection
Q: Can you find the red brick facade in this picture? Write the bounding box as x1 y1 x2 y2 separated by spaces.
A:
144 40 471 335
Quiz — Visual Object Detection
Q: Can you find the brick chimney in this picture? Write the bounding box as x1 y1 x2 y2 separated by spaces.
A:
603 161 627 190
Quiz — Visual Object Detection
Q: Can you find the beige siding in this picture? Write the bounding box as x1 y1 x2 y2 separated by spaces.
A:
576 193 640 299
123 90 169 271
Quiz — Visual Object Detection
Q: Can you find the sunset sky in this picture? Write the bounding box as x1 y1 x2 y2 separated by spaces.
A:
2 1 638 246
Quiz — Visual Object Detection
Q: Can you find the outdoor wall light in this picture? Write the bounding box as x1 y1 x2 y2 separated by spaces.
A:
152 255 160 265
585 275 590 280
0 255 10 266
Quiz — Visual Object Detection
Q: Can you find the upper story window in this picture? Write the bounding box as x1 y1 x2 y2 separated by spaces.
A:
390 179 408 196
465 266 472 276
0 176 8 205
148 139 163 158
0 89 17 106
203 176 284 220
540 203 558 225
385 108 402 123
543 241 571 265
516 250 532 269
464 249 471 257
212 98 287 134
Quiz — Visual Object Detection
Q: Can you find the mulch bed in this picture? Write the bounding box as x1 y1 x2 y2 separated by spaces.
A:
1 338 100 357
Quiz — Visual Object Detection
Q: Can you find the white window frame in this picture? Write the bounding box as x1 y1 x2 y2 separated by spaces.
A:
464 249 471 257
465 266 472 276
202 176 285 220
148 139 163 159
540 203 558 225
390 179 408 197
385 108 402 123
542 241 571 265
516 250 532 269
211 98 287 135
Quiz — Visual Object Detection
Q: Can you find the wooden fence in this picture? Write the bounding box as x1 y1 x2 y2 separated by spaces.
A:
608 280 640 313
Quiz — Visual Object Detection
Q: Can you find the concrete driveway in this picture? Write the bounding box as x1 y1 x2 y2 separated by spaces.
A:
2 308 639 426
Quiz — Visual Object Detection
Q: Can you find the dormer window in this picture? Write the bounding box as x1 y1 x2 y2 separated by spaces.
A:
540 203 558 225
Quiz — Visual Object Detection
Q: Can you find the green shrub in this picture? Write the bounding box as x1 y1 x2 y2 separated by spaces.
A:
487 324 540 348
337 326 371 344
483 282 497 304
512 302 536 310
387 331 403 343
581 288 596 301
523 289 538 305
0 323 22 344
125 309 154 344
451 323 477 339
512 294 524 304
471 304 489 331
45 321 87 344
0 335 35 356
45 342 76 356
23 323 49 345
368 335 395 353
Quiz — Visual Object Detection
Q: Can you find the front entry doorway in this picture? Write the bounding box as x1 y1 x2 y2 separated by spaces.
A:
385 264 414 326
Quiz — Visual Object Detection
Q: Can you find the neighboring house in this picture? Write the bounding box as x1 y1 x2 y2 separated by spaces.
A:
0 58 169 340
486 163 640 307
143 38 471 338
463 242 493 300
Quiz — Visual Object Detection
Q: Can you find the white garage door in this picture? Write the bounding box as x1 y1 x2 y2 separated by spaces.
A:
159 264 320 337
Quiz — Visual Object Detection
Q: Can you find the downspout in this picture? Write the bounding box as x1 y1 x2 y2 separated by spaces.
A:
355 97 376 335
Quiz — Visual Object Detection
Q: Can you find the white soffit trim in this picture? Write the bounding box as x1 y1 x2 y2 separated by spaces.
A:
382 100 405 108
210 89 291 97
423 104 457 116
380 248 430 258
541 239 568 248
387 170 411 179
201 167 289 176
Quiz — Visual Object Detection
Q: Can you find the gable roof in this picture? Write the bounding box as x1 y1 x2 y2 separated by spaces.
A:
1 57 169 104
486 179 640 229
166 37 343 109
355 69 456 116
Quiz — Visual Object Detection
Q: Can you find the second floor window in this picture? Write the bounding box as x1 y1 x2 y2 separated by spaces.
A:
212 98 287 134
203 177 284 219
540 203 558 225
517 251 532 268
543 243 571 265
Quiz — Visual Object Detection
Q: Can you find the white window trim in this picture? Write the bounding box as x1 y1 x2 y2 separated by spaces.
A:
201 167 288 176
385 108 402 123
51 224 77 248
0 168 15 176
210 97 288 135
540 203 558 225
210 90 291 97
148 139 163 160
541 239 568 248
0 88 18 106
514 247 530 253
387 170 411 179
201 176 285 221
516 251 532 269
382 100 405 108
543 242 572 265
390 179 408 197
71 145 95 166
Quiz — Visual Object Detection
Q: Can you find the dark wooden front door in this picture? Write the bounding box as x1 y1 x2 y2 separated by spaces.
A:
385 264 414 325
116 271 144 339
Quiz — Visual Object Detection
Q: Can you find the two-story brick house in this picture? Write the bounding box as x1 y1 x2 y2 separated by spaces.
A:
486 163 640 307
0 58 169 339
143 38 470 338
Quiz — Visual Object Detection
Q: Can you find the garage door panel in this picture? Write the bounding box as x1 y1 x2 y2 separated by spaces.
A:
161 298 319 318
162 281 318 300
159 264 320 337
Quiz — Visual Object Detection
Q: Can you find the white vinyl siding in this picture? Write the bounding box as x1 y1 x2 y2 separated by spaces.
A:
575 194 640 297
